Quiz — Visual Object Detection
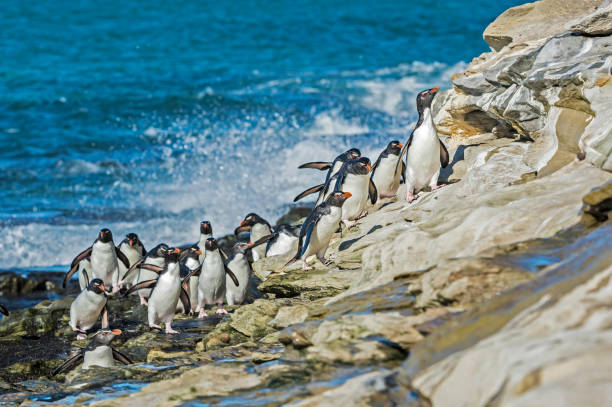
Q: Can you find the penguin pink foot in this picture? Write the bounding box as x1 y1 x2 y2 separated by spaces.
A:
215 304 228 315
76 332 87 340
356 210 368 220
198 308 207 319
165 322 178 334
139 295 148 306
111 285 121 294
301 260 314 271
149 323 162 330
342 219 357 229
406 192 418 203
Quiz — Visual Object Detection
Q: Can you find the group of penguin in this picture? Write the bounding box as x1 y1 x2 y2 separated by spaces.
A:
6 86 449 375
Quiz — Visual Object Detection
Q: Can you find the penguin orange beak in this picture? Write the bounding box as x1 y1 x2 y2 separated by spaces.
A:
366 164 371 171
430 86 440 94
100 231 104 238
240 220 247 226
100 283 106 291
247 242 255 247
111 329 122 335
342 192 352 198
398 143 403 148
128 240 134 246
172 248 180 254
196 249 202 255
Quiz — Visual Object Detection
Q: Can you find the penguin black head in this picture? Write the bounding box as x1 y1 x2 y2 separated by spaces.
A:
149 243 169 258
125 233 141 247
416 86 440 115
93 328 122 346
163 247 181 263
200 220 212 235
235 213 268 235
182 245 202 261
339 148 361 162
88 278 106 294
346 157 372 175
327 191 352 207
386 140 403 156
204 237 219 251
98 228 113 243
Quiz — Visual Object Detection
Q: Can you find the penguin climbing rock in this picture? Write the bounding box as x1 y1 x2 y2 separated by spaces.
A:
63 229 130 293
52 329 132 375
124 247 190 334
265 223 301 257
69 278 108 340
225 235 274 306
117 233 146 286
197 238 239 318
286 191 352 270
371 140 405 199
122 243 169 305
294 148 361 205
399 86 449 202
234 213 272 261
333 157 377 229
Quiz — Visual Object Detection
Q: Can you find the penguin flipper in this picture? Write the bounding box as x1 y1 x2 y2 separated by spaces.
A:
115 247 131 269
140 245 147 256
179 285 191 315
122 259 144 282
439 140 449 168
70 247 92 268
396 133 413 175
81 269 90 287
138 264 164 274
112 349 133 365
293 184 325 202
123 279 157 297
298 161 332 170
224 265 240 287
182 265 201 284
0 303 8 316
251 233 275 249
101 304 109 329
368 178 378 205
220 249 229 262
52 352 84 376
401 160 406 183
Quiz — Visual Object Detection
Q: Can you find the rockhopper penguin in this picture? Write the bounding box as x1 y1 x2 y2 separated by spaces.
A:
398 86 449 202
122 243 169 305
197 238 239 318
333 157 378 229
69 278 109 340
117 233 146 286
234 214 272 261
371 140 405 199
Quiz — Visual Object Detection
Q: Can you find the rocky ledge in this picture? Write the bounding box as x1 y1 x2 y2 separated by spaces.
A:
2 1 612 405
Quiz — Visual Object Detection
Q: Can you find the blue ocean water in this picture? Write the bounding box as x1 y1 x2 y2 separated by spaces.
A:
1 0 524 269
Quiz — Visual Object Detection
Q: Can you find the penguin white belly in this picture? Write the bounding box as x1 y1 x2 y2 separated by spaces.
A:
70 290 106 331
267 233 297 257
340 174 369 221
118 244 142 284
148 272 180 325
373 156 401 197
136 257 164 297
251 223 271 261
83 346 114 369
90 243 118 289
189 275 199 311
225 256 251 306
198 254 226 305
303 207 341 259
197 234 211 263
406 121 440 192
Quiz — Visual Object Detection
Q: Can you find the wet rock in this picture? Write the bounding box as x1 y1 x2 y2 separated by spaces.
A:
257 268 353 300
228 299 279 338
0 297 73 338
268 305 309 329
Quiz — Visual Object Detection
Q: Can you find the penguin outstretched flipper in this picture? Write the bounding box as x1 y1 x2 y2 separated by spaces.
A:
250 233 275 249
52 352 84 376
121 258 144 283
284 207 322 269
123 279 157 297
293 183 325 202
112 349 132 365
224 264 240 287
368 179 378 205
114 247 131 269
298 161 332 170
220 249 229 262
179 285 191 315
0 304 8 316
64 247 93 288
440 141 449 168
138 264 164 274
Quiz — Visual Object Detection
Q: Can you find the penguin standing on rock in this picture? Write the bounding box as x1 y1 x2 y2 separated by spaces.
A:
124 247 190 334
178 245 202 314
294 148 361 205
117 233 146 286
371 140 405 199
285 191 352 270
69 278 108 340
63 229 130 293
52 329 132 375
197 238 239 318
122 243 169 305
225 235 274 306
399 86 449 202
234 214 272 261
334 157 377 229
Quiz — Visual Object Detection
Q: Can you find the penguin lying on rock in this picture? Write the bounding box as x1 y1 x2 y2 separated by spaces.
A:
124 247 190 334
285 191 352 270
334 157 377 229
398 86 449 202
0 304 8 317
52 329 132 375
371 140 405 199
294 148 361 205
63 229 130 293
70 277 108 340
